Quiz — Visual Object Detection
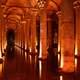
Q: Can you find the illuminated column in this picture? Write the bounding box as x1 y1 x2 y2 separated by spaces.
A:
73 1 80 56
0 6 3 58
31 12 37 54
47 17 52 48
26 19 31 51
73 0 80 71
39 11 47 59
56 11 63 68
1 19 3 55
2 24 6 52
60 0 74 72
22 21 26 49
56 11 62 52
0 21 2 57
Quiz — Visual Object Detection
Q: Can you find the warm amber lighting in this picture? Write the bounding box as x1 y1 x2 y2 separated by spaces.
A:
58 53 60 66
29 47 32 52
60 75 63 80
39 61 42 79
75 58 77 70
36 40 38 46
35 48 38 53
58 39 61 52
75 43 78 56
0 51 3 58
0 52 2 58
39 41 42 58
60 54 63 68
0 64 2 75
25 52 27 60
58 39 61 68
35 40 38 53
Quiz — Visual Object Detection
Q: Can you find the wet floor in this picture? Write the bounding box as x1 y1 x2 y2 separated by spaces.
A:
0 46 80 80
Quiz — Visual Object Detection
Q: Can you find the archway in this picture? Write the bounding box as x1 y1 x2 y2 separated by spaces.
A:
47 12 58 72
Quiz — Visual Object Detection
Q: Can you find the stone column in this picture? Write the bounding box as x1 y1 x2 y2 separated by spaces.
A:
73 0 80 71
56 11 62 52
47 17 52 48
2 24 6 52
31 12 37 55
60 0 74 72
21 25 23 48
22 21 26 49
39 11 47 59
0 6 3 57
26 19 30 51
0 21 2 57
73 1 80 56
56 11 63 68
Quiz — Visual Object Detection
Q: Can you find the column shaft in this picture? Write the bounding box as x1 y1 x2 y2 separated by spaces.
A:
31 15 36 54
39 12 47 59
73 0 80 71
60 0 74 72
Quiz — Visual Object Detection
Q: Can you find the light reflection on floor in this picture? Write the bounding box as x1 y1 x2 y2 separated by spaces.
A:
60 75 63 80
39 61 42 79
0 47 80 80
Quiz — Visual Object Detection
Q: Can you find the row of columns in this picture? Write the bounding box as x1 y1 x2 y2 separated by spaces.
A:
57 0 80 72
15 0 80 72
15 10 47 59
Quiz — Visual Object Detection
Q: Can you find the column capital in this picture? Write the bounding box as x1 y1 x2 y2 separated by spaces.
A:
56 11 62 17
73 0 80 9
31 8 38 16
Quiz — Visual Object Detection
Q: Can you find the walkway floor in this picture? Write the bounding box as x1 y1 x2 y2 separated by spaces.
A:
0 46 80 80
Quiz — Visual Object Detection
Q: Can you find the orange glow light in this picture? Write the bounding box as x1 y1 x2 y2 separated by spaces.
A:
0 64 2 75
0 51 2 58
35 48 38 53
35 40 38 53
60 75 63 80
58 41 60 52
75 58 77 70
0 51 3 58
25 52 27 60
39 61 42 79
60 54 63 68
75 43 77 56
29 47 32 52
39 41 42 58
58 53 60 65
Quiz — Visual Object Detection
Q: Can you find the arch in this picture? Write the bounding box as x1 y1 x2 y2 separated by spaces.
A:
5 7 25 15
7 14 21 22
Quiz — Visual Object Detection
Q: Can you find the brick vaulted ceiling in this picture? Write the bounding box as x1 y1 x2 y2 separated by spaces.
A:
0 0 62 30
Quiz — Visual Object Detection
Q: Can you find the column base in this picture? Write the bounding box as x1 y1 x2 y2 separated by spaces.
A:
38 57 47 61
38 55 47 60
58 67 74 73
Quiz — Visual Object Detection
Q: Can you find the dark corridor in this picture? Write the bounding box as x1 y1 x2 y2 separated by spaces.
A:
6 29 15 56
